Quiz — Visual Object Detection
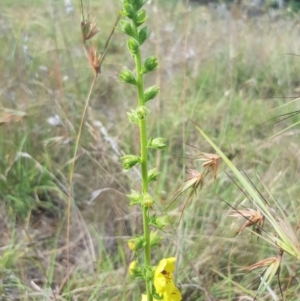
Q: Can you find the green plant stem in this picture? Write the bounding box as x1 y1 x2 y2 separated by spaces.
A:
135 50 152 300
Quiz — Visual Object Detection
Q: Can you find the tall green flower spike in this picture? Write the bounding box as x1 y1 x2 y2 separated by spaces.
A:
119 1 181 300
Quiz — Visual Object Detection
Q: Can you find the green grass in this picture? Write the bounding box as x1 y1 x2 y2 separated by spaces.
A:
1 0 300 300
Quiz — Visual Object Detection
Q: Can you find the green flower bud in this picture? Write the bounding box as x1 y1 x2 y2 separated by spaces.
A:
127 190 142 206
155 216 169 229
119 69 137 85
121 155 141 170
127 109 139 124
128 235 144 251
127 38 140 55
138 26 150 46
122 3 135 19
150 231 162 247
129 260 143 278
129 260 137 275
143 56 158 74
144 266 154 281
135 9 147 27
147 137 166 150
144 85 160 102
148 168 160 183
136 106 148 119
149 215 169 230
120 20 135 38
142 193 154 208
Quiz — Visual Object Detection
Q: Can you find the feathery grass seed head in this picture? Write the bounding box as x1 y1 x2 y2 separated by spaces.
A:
230 208 265 234
198 152 221 180
85 46 102 74
81 20 100 43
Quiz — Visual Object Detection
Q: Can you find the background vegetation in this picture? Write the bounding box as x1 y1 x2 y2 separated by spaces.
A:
1 0 300 300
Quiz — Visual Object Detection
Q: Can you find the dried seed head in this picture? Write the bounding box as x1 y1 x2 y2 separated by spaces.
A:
186 169 204 190
183 169 204 193
245 251 283 275
175 169 204 199
230 208 265 234
85 46 102 74
244 251 283 299
198 152 221 180
81 20 100 43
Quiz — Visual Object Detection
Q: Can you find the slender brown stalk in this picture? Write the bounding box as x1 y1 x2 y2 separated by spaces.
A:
66 73 97 285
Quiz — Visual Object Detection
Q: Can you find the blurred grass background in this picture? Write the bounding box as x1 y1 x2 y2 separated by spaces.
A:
1 0 300 300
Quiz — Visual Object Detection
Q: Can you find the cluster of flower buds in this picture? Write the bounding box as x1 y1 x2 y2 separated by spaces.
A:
119 0 167 231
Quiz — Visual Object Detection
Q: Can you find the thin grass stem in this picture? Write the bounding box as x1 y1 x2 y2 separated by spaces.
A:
66 73 97 287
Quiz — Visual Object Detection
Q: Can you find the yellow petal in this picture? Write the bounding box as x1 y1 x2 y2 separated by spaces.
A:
163 286 182 301
156 257 176 273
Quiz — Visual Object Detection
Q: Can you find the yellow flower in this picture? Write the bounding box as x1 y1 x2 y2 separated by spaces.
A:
154 258 182 301
154 257 176 294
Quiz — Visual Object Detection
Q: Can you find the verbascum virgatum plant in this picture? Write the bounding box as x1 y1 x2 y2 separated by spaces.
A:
119 1 181 300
